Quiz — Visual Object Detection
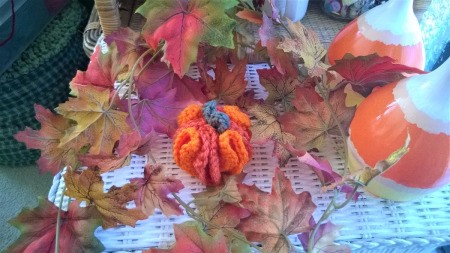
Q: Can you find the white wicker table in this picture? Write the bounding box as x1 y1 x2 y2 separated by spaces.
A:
48 64 450 253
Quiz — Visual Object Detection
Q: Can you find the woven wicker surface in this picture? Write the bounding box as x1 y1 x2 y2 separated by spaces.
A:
49 63 450 252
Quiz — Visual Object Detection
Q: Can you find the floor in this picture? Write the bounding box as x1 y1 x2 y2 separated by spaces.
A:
0 165 52 250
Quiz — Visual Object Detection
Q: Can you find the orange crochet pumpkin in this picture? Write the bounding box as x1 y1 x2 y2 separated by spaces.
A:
173 101 252 185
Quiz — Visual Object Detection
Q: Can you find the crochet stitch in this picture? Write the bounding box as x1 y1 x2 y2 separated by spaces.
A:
173 101 252 185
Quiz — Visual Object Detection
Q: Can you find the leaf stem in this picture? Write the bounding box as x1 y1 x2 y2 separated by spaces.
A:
307 185 359 253
55 186 67 253
171 193 263 252
136 47 163 79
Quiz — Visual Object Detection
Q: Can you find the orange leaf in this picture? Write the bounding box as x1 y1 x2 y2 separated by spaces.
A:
237 168 316 252
205 58 248 104
15 105 86 174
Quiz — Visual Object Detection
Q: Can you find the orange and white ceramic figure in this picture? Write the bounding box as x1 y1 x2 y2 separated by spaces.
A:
328 0 426 70
348 58 450 201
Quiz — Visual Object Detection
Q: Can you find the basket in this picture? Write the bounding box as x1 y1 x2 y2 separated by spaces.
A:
61 1 450 252
0 0 89 166
49 62 450 253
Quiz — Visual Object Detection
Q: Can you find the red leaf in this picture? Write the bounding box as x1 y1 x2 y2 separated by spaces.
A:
14 105 84 175
137 0 238 77
130 164 184 217
6 198 103 253
259 14 298 77
136 62 207 104
237 168 316 252
146 221 228 253
329 53 426 96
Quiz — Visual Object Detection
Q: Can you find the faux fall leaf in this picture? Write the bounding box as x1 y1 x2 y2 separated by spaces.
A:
71 28 147 93
135 62 207 104
279 87 355 151
278 19 326 73
257 67 302 111
297 152 341 186
64 168 146 228
259 14 299 77
248 104 296 165
137 0 238 77
6 197 103 253
130 164 184 217
146 221 228 253
329 53 426 96
130 63 206 137
15 104 84 175
56 85 131 155
79 131 141 172
193 175 242 211
237 168 316 253
204 58 248 104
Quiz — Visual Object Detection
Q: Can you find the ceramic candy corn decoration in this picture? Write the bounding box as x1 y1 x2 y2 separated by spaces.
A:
328 0 425 70
348 58 450 201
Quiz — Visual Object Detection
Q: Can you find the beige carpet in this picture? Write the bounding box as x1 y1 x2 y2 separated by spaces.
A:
0 165 52 250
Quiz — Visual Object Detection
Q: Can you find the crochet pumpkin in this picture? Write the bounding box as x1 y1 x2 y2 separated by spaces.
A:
173 100 252 185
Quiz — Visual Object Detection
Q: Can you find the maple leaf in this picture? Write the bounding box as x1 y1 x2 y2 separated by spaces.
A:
136 62 207 104
130 63 206 137
130 164 184 217
6 197 103 253
145 221 228 253
237 168 316 253
71 28 147 93
63 168 147 228
200 202 250 237
235 90 263 111
278 19 326 73
79 131 141 172
257 67 302 111
279 88 355 151
248 104 295 165
56 85 131 155
298 221 350 253
204 58 248 104
15 105 85 175
329 53 426 96
137 0 238 77
259 14 299 77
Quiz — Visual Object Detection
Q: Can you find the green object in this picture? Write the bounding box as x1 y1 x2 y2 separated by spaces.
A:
0 0 89 166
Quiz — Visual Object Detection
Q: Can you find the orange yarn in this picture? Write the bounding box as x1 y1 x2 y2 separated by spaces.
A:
173 101 252 185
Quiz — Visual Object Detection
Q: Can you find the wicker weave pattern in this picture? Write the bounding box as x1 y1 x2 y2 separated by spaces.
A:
49 63 450 252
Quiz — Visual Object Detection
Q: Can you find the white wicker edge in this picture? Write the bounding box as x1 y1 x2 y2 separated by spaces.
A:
48 64 450 253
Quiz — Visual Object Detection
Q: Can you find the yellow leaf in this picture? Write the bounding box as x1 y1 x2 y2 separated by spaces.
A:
278 19 326 72
64 168 147 228
344 84 365 107
56 85 131 155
